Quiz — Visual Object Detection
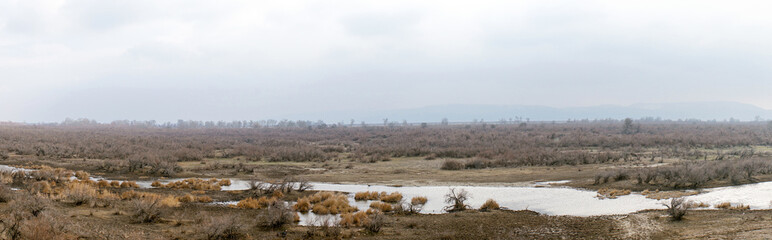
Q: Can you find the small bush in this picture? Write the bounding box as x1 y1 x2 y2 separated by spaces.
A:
29 181 52 194
218 179 231 186
363 213 385 233
369 202 393 212
0 184 13 202
354 191 380 201
444 188 470 212
202 215 245 240
96 180 110 188
479 199 500 211
380 192 403 203
596 188 632 199
714 202 750 210
440 160 464 170
14 192 50 217
408 196 428 213
63 182 98 205
131 199 162 223
74 171 90 180
339 211 371 228
411 196 428 206
159 196 181 207
236 197 260 209
293 198 311 213
196 196 213 203
151 181 163 187
662 197 688 221
178 194 195 203
257 202 294 229
714 202 732 209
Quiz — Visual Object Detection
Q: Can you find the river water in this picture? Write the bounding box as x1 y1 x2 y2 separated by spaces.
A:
4 165 771 225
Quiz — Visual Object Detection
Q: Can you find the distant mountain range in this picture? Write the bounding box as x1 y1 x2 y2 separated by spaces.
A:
278 102 772 123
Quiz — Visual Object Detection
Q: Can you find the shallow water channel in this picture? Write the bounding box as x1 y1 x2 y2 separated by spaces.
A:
4 165 771 226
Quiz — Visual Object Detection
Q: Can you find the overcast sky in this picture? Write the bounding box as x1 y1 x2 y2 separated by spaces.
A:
2 0 772 123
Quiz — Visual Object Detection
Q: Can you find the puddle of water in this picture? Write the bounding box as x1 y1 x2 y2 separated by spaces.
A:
4 164 772 225
685 181 772 209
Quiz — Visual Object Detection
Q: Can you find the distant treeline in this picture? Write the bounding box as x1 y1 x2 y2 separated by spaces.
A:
21 117 772 129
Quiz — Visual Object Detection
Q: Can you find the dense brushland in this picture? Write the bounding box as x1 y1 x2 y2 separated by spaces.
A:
1 120 772 239
2 120 772 187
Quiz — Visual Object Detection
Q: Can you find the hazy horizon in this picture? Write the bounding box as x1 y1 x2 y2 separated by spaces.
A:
3 1 772 122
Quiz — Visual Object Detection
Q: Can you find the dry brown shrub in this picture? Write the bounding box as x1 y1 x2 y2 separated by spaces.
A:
151 181 163 187
19 213 73 240
596 188 632 199
236 197 260 209
411 196 428 205
715 202 732 209
96 180 110 188
159 196 181 207
355 191 381 201
191 190 205 195
62 182 98 205
30 181 52 194
479 199 500 211
13 192 51 217
363 212 385 233
369 202 393 212
120 190 160 201
380 192 403 203
308 192 335 203
131 198 162 223
196 196 213 203
178 194 195 203
218 179 231 186
201 215 245 240
293 198 311 213
441 160 464 170
0 184 13 202
730 204 750 210
74 171 90 180
339 211 371 227
315 195 357 214
272 190 284 198
110 181 121 188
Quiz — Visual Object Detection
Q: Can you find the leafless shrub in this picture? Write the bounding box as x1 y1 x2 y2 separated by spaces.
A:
444 188 470 212
19 212 72 240
363 213 385 233
296 179 313 192
0 184 12 203
257 202 294 229
605 158 772 188
130 199 162 223
63 182 98 206
441 160 464 170
201 215 245 240
14 192 50 217
662 197 688 221
307 217 342 238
